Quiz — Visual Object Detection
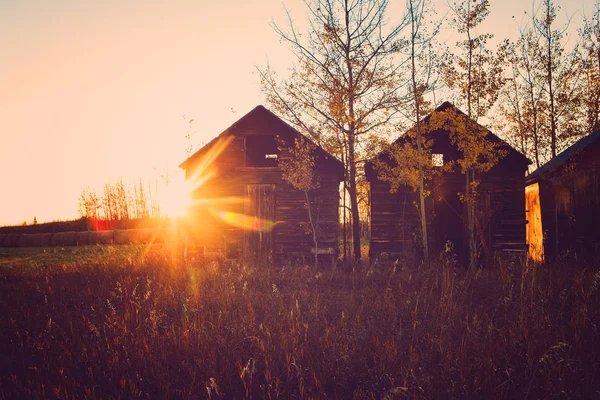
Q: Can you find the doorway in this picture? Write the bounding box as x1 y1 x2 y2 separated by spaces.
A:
244 184 276 258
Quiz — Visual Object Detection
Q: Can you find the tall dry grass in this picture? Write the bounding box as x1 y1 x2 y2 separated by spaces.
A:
0 246 598 399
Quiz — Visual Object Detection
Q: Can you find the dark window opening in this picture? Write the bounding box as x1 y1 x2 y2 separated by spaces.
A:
245 135 279 167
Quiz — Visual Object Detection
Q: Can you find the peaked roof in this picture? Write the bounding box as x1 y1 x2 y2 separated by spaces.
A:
395 101 531 165
179 105 343 175
526 129 600 185
365 101 530 181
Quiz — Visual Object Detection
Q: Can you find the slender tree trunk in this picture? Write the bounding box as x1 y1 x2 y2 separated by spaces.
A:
511 67 528 157
546 1 558 158
466 0 477 272
409 0 429 261
532 111 540 167
347 134 361 261
344 0 361 261
526 68 541 167
595 40 600 130
415 105 429 262
466 169 477 272
343 182 347 264
533 117 540 166
523 44 542 168
304 191 319 269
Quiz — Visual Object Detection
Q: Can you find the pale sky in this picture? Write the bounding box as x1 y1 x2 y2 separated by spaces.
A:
0 0 593 225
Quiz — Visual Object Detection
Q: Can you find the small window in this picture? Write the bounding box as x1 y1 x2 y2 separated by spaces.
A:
245 136 279 167
432 153 444 167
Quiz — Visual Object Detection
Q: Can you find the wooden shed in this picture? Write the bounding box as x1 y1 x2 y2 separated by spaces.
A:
366 102 531 264
179 105 344 260
525 129 600 264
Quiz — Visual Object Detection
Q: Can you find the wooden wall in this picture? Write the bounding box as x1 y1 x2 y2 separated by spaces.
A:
369 180 421 260
526 183 544 262
368 136 528 263
537 140 600 264
485 172 528 254
369 172 526 262
184 131 342 260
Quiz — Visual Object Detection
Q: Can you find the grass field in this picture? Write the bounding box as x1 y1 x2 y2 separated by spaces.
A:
0 245 599 399
0 245 156 268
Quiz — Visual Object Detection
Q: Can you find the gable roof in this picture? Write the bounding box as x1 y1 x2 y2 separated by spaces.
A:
397 101 531 164
179 105 343 176
526 129 600 185
365 101 531 181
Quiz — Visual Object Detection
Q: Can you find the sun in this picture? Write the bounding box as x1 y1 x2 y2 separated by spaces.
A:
160 173 191 218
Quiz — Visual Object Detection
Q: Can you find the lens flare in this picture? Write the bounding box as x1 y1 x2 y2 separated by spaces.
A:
190 196 244 206
186 136 234 193
162 176 192 217
209 208 275 232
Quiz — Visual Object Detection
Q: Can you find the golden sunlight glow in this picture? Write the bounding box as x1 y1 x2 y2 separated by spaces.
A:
186 136 234 193
182 135 277 231
209 209 275 232
161 176 192 217
526 183 544 262
1 0 592 228
191 196 245 206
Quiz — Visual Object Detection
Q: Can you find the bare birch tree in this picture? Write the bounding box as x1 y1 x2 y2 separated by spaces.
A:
259 0 410 261
494 0 584 168
279 137 322 267
532 0 582 158
373 0 439 261
494 32 549 169
580 1 600 133
404 0 439 260
442 0 507 271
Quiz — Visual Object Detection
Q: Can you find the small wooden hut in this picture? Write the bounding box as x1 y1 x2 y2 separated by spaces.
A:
525 129 600 264
366 102 531 263
179 105 344 260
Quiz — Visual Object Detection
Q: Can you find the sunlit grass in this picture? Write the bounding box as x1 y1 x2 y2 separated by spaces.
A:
0 248 598 398
0 244 158 268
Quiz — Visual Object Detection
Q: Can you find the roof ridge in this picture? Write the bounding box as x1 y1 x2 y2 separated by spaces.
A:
527 129 600 184
179 105 343 171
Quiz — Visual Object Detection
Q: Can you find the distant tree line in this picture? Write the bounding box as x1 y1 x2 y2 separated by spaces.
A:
78 179 161 222
0 219 90 234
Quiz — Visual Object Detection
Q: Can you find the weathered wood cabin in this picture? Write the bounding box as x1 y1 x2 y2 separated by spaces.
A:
179 105 344 260
525 129 600 264
366 102 531 263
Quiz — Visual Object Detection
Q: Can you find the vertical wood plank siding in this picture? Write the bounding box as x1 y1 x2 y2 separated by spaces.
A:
531 136 600 263
180 106 343 260
366 102 530 263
